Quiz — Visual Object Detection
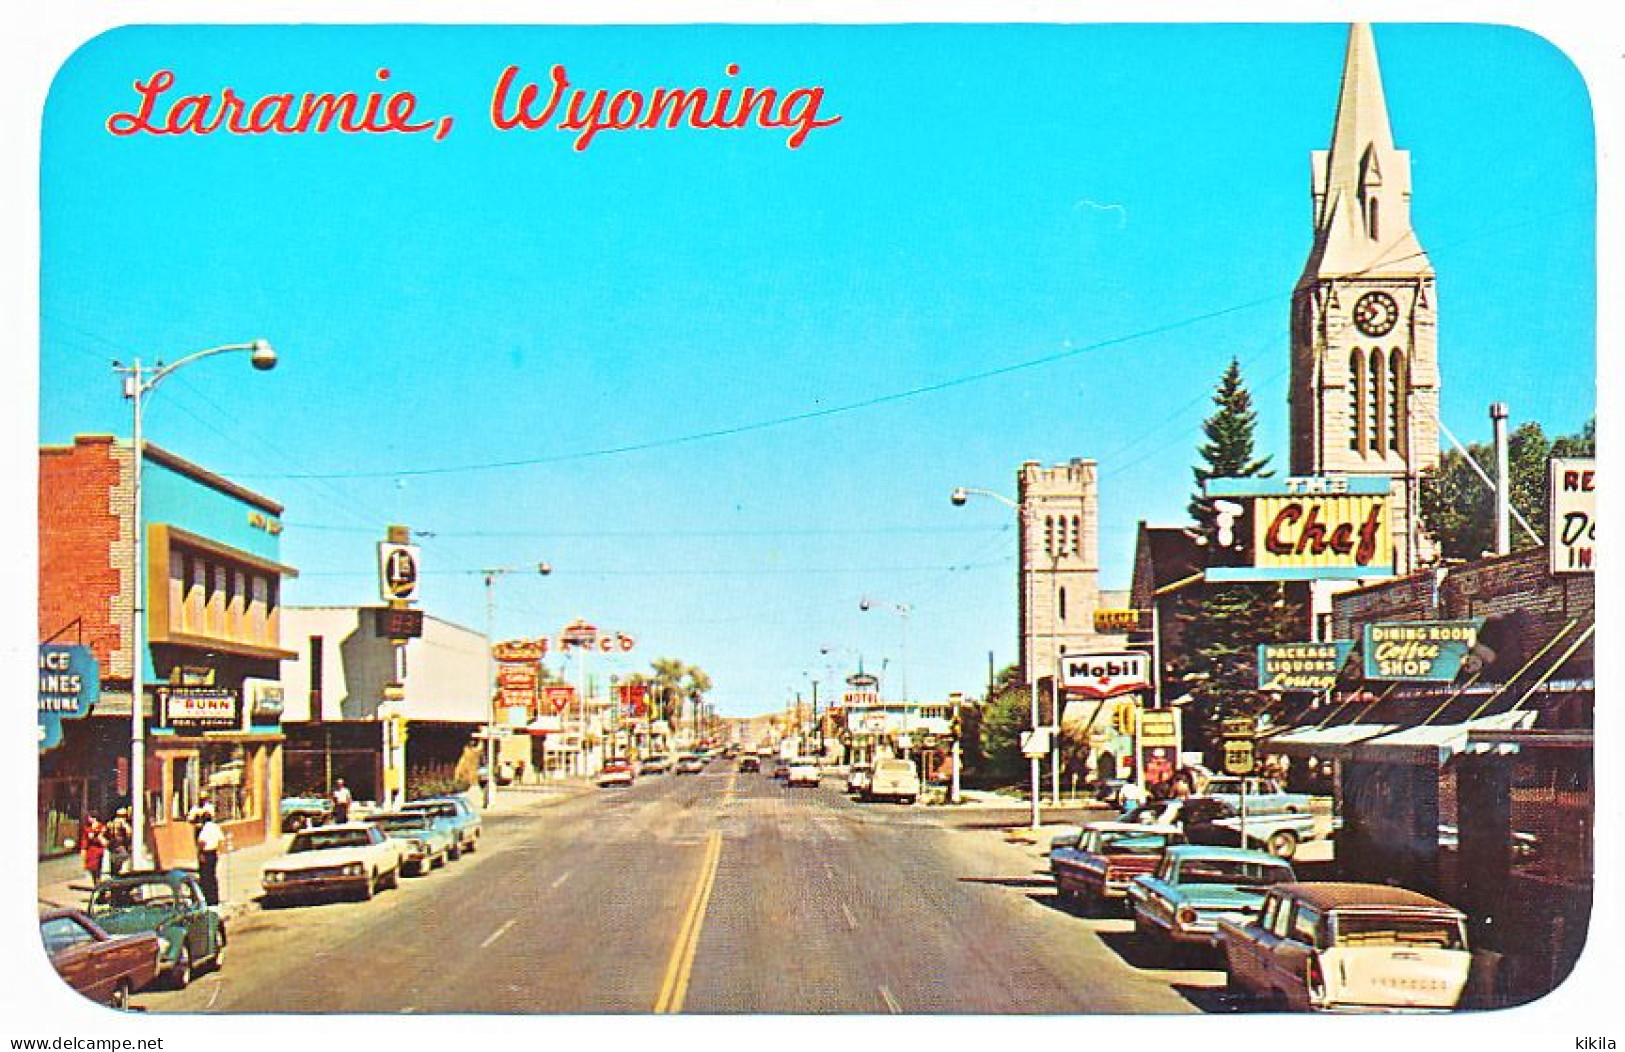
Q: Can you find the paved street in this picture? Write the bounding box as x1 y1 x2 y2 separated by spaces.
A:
136 765 1223 1014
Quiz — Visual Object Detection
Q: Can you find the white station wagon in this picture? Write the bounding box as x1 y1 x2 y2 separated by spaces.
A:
1218 882 1472 1012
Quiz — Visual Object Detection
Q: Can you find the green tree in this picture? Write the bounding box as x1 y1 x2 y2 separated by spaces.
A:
974 684 1031 784
1174 359 1301 762
1419 417 1595 560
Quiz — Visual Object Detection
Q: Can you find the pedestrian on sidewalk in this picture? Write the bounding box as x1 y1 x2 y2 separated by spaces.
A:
331 779 352 824
79 813 106 891
194 812 225 905
105 808 133 875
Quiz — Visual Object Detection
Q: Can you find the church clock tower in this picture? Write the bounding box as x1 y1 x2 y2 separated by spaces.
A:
1290 24 1438 573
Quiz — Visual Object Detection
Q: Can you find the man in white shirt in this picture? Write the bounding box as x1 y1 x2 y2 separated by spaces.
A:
195 815 225 905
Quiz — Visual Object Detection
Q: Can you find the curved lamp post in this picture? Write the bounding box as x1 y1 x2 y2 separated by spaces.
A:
115 340 277 870
952 484 1043 829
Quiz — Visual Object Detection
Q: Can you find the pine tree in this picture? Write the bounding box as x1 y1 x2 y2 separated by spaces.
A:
1173 359 1301 763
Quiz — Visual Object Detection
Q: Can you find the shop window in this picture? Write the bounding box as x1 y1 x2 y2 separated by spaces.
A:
200 742 254 823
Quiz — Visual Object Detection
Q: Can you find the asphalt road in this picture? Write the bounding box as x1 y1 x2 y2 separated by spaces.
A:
137 765 1228 1014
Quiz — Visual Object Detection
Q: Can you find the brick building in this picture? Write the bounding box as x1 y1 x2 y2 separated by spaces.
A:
39 436 297 862
1262 544 1593 1006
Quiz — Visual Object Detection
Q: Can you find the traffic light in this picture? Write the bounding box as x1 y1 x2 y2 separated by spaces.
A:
950 712 963 740
1112 702 1138 736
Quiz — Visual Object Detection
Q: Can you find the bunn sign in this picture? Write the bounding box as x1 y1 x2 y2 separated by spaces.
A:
1549 457 1595 575
1362 620 1485 682
1203 476 1395 582
39 644 99 752
1257 641 1354 692
1061 651 1151 699
160 687 241 729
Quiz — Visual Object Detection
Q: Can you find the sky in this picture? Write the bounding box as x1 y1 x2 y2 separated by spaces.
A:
35 22 1596 717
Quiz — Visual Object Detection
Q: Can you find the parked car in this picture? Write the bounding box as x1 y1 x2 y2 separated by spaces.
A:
772 759 792 780
367 810 454 875
1219 882 1472 1012
738 755 761 773
40 907 161 1009
640 754 674 775
1181 797 1318 859
1200 776 1315 815
1050 822 1184 913
261 823 404 903
675 754 707 775
279 795 334 832
787 760 821 787
845 763 873 795
400 795 483 858
598 760 637 788
1127 845 1297 962
864 758 921 804
87 869 226 988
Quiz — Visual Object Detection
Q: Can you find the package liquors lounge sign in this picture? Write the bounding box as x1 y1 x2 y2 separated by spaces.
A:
1362 620 1484 682
1257 641 1354 692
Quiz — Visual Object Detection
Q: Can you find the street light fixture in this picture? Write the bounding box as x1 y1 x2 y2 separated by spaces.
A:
482 562 551 808
115 339 277 870
951 484 1043 829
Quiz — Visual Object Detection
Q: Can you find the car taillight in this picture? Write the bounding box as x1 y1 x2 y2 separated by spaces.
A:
1176 907 1198 927
1306 952 1326 998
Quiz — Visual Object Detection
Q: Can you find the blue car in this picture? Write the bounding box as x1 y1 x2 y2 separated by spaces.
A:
400 796 481 859
367 810 456 875
88 869 226 989
1127 845 1296 963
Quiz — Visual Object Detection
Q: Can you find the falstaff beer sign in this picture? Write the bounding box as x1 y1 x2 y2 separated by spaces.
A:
1257 641 1354 692
1204 476 1395 582
1362 620 1485 682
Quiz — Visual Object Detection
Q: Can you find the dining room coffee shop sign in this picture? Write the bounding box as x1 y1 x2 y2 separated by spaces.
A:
1362 620 1485 682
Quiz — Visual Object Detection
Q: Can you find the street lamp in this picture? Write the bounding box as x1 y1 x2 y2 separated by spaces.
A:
952 484 1043 829
115 339 277 870
482 562 551 808
858 598 912 707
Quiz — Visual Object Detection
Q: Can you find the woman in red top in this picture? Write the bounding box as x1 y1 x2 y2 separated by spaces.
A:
79 815 106 891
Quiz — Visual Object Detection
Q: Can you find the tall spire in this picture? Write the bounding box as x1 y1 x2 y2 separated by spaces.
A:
1301 23 1430 282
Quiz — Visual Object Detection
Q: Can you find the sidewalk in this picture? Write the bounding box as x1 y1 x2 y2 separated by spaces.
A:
36 779 595 918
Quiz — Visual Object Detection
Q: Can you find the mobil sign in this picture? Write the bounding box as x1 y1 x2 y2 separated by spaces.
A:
1061 651 1151 699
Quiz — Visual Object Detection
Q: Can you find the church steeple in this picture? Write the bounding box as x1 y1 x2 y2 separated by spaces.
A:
1289 23 1439 575
1302 23 1430 284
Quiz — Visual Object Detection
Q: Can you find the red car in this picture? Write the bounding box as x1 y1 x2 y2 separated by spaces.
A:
1050 822 1184 914
40 907 162 1009
597 759 636 787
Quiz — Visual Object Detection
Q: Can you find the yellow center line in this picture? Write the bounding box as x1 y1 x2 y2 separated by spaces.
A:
653 829 723 1014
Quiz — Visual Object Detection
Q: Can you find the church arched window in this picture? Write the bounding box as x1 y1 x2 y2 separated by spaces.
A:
1368 348 1384 453
1071 516 1082 555
1349 349 1364 453
1059 588 1068 623
1368 198 1380 241
1388 348 1406 454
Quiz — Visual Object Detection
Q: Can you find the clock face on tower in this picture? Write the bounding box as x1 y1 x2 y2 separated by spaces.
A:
1353 291 1400 337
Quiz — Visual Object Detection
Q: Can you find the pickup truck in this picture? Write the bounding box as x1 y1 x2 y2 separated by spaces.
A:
1200 776 1314 815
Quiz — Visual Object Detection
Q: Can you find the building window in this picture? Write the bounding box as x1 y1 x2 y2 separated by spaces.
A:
1058 588 1067 623
185 556 207 633
1367 348 1384 453
1071 516 1082 555
1348 350 1364 453
309 635 324 722
1368 197 1380 241
1388 348 1406 454
1044 516 1055 557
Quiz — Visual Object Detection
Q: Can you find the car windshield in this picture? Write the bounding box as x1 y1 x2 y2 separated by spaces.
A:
291 829 373 852
404 802 455 817
1334 914 1467 950
372 814 431 831
90 880 180 913
1174 859 1293 886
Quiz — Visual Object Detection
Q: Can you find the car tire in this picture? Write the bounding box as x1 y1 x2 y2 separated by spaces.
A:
385 866 401 890
448 842 462 861
1267 830 1298 859
170 942 194 990
360 872 376 900
110 980 132 1011
465 833 478 854
210 929 227 973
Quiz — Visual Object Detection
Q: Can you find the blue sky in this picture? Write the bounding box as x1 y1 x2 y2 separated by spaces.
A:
38 23 1596 716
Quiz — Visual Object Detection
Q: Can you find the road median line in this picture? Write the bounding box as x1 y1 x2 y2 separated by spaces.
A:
653 829 723 1013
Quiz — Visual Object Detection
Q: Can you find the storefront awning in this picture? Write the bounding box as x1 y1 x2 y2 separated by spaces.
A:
1347 709 1536 763
1263 721 1402 759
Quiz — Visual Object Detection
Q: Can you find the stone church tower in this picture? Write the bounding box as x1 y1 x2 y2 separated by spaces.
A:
1290 24 1439 573
1017 458 1120 684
